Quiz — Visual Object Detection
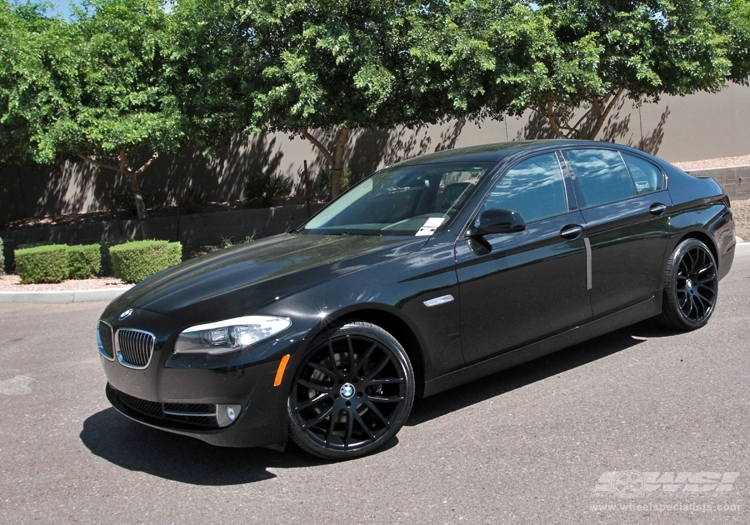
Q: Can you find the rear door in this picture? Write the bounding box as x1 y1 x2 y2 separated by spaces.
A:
562 148 672 318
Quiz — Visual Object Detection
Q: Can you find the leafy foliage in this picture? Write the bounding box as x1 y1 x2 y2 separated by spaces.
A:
2 0 750 199
67 243 102 279
0 236 4 275
710 0 750 83
241 0 421 197
1 0 186 222
0 2 81 163
505 0 739 138
243 170 292 208
219 235 254 249
169 0 256 151
15 244 69 284
109 239 182 282
67 0 185 221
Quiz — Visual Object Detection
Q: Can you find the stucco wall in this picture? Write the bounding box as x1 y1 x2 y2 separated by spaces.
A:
1 83 748 225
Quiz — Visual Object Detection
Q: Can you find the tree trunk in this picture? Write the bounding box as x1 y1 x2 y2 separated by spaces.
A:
331 128 350 199
544 88 626 141
546 101 563 137
126 174 150 238
587 88 625 140
299 127 350 199
176 168 184 242
80 150 159 239
119 151 148 222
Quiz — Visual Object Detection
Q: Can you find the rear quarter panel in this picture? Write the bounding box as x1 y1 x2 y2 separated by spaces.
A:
663 164 736 281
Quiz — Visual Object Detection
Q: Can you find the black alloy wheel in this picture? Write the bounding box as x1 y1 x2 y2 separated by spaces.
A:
287 322 415 460
658 238 719 330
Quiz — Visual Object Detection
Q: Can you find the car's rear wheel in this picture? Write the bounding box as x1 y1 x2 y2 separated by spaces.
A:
658 238 718 330
287 322 415 460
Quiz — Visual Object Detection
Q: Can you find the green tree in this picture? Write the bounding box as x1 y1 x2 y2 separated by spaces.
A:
169 0 257 151
404 1 592 127
0 2 80 164
63 0 184 222
514 0 738 139
243 0 419 198
5 0 184 224
411 0 748 140
710 0 750 83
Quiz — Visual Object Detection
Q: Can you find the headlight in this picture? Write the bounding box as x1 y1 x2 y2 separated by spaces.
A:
174 316 291 355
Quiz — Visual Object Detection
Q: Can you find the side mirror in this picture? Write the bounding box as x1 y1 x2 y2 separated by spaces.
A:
468 208 526 237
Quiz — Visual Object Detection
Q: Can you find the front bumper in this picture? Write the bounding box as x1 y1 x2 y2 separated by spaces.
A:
99 306 307 448
104 359 290 448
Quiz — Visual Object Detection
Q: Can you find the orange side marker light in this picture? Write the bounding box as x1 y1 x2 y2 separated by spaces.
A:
274 354 291 387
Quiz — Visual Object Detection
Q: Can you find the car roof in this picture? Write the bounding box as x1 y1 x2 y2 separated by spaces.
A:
389 139 624 167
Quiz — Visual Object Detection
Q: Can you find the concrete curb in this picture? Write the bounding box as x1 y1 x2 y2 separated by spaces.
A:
0 287 132 304
1 242 748 305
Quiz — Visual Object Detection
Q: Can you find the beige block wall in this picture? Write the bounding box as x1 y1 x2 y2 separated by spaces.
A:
1 84 749 223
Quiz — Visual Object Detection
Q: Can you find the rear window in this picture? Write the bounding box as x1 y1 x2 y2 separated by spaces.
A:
623 154 664 194
566 149 635 207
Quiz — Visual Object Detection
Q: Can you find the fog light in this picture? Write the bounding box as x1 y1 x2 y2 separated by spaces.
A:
216 404 242 427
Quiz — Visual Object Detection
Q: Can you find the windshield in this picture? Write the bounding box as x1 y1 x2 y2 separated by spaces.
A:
303 162 496 235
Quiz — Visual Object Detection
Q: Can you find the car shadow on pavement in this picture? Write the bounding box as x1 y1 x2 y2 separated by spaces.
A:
407 319 677 427
79 408 339 485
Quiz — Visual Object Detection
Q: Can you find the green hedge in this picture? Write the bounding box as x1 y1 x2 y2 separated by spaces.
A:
109 240 182 283
15 245 69 284
0 237 4 276
67 244 102 279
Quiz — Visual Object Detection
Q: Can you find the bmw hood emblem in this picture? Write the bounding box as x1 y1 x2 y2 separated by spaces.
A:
119 308 133 320
340 383 355 399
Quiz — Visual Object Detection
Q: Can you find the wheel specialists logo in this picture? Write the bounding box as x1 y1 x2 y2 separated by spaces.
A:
593 471 740 498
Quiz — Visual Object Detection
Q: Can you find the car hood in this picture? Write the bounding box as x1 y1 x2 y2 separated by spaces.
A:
106 233 426 320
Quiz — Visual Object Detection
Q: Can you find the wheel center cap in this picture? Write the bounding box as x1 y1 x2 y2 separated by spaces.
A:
686 278 694 289
340 383 355 399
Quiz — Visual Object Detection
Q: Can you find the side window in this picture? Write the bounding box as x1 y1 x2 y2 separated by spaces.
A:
567 149 635 207
623 153 663 194
484 153 568 223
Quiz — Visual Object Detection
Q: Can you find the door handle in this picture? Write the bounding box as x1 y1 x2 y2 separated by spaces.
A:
650 203 667 215
560 224 583 239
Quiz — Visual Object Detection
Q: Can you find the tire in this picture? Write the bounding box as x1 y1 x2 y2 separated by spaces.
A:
657 238 719 331
287 322 415 460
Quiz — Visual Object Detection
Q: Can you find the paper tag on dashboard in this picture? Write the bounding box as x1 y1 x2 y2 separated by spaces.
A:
415 217 445 236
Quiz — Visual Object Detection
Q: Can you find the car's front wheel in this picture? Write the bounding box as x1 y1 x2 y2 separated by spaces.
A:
658 238 719 330
287 322 415 460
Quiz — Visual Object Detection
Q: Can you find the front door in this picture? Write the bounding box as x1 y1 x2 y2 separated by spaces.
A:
456 152 593 365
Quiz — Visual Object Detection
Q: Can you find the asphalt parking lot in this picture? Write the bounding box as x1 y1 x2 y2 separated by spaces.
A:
1 258 748 524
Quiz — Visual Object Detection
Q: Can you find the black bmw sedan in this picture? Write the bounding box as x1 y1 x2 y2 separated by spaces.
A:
97 140 735 460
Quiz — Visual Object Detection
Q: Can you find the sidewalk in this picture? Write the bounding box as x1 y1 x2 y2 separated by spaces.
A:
0 286 132 304
1 242 748 305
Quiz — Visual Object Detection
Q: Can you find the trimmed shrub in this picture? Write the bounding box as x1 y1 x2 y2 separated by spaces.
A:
0 237 4 276
15 245 68 284
67 244 102 279
109 240 182 283
17 241 54 250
